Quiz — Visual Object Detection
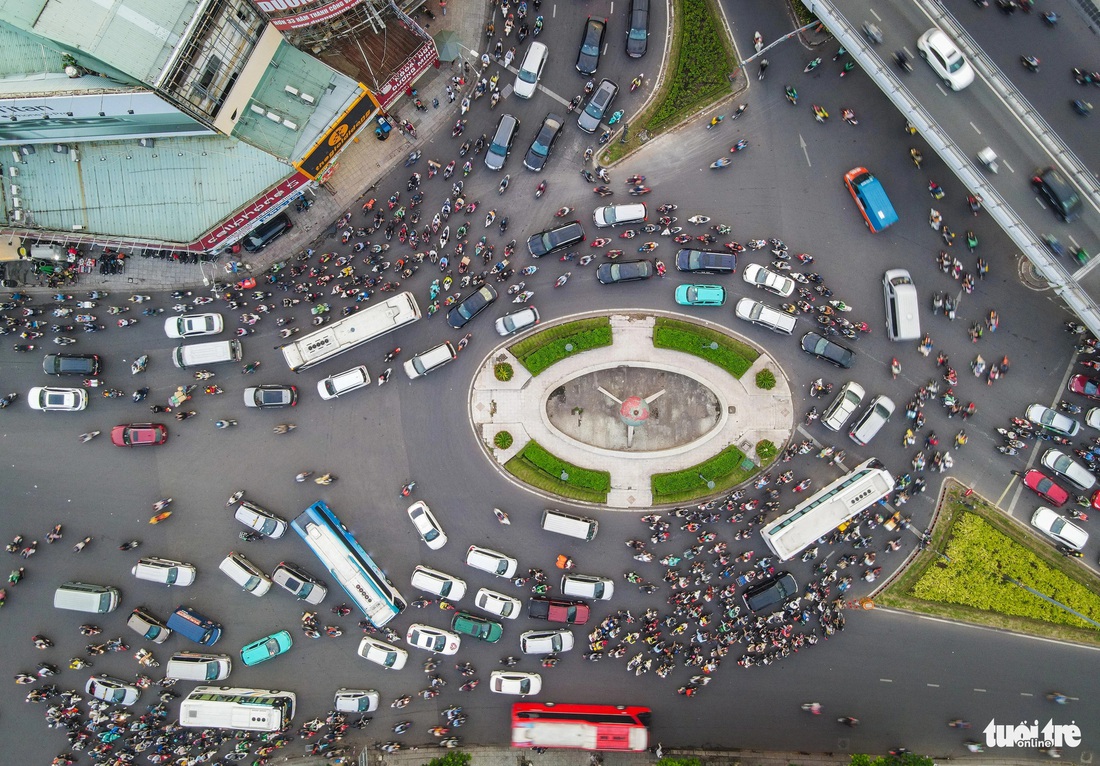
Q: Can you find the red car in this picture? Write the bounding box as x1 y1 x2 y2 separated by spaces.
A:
1068 375 1100 401
110 423 168 447
1021 469 1069 507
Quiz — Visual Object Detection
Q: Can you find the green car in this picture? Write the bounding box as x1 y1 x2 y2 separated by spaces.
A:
240 630 293 666
674 284 726 306
451 611 504 643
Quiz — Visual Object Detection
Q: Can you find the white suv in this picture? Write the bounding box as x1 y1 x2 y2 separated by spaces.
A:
465 546 518 578
513 42 548 99
410 565 467 601
475 588 521 619
520 628 575 654
1040 449 1096 492
357 636 408 669
218 552 271 596
131 557 197 587
317 365 370 400
233 501 288 539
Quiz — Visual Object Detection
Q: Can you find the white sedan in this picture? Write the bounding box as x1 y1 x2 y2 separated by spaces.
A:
407 501 447 550
405 623 461 655
85 675 140 706
489 670 542 696
163 312 224 338
356 636 408 670
742 264 795 298
475 588 522 619
916 28 974 91
1031 507 1088 551
28 386 88 412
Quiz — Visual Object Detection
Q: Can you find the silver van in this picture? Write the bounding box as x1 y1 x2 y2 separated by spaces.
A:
403 341 457 380
54 582 121 613
127 607 172 644
734 298 797 335
485 114 520 171
540 509 598 541
172 339 242 369
883 269 921 341
561 573 615 600
166 652 232 681
218 552 272 596
132 556 197 587
592 203 647 228
849 395 895 446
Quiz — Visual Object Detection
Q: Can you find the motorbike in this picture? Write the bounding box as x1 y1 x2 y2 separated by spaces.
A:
812 104 828 123
804 58 822 73
785 86 798 105
687 215 711 225
731 104 747 120
710 158 731 169
555 273 571 288
535 181 547 198
706 115 724 130
895 50 913 72
629 186 651 196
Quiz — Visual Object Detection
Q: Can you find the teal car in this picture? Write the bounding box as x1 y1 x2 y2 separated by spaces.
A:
451 611 504 643
240 630 293 666
675 284 726 306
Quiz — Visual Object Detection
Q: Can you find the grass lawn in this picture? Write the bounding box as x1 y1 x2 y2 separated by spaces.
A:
508 317 612 376
652 317 759 378
504 441 610 504
652 445 766 504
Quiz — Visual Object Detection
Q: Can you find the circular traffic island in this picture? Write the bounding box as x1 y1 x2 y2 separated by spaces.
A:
469 313 794 508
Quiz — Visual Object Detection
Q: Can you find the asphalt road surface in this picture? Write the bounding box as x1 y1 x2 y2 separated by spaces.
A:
1 0 1098 761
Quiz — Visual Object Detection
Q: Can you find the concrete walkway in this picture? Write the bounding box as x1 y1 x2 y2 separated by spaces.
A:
470 313 793 508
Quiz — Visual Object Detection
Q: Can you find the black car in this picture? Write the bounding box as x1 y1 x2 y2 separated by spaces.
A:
243 213 293 253
800 331 854 369
527 221 586 258
1031 166 1082 222
576 17 607 75
596 259 654 285
626 0 650 58
523 113 563 172
743 572 797 612
447 285 499 328
42 353 101 376
674 249 736 274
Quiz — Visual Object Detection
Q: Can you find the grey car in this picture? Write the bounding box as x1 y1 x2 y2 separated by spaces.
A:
596 259 654 285
577 79 617 133
625 0 650 57
523 113 563 172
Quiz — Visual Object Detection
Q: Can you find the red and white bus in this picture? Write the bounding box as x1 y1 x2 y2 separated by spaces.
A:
511 702 651 751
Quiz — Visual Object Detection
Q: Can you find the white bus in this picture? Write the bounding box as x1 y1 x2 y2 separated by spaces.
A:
280 291 420 371
179 687 296 732
760 458 894 561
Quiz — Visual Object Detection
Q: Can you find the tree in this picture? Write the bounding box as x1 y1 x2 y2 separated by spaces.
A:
423 752 471 766
849 753 935 766
656 758 703 766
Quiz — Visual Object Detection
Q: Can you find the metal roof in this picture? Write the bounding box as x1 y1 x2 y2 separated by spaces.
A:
6 134 291 244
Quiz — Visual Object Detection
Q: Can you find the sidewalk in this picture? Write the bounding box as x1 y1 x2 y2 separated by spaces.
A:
29 0 490 294
469 312 793 508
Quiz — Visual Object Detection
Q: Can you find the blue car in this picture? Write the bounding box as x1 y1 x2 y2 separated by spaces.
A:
674 284 726 306
240 630 293 666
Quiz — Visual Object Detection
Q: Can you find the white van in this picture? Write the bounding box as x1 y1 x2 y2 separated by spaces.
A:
166 652 232 681
317 365 370 400
404 341 457 379
334 689 380 713
172 339 242 369
561 573 615 600
541 509 598 541
54 582 121 613
514 42 548 99
849 395 895 446
218 552 272 596
883 269 921 341
132 556 197 587
592 203 647 228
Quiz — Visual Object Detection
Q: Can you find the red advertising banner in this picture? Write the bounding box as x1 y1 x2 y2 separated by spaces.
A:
195 172 312 251
258 0 363 30
375 41 439 109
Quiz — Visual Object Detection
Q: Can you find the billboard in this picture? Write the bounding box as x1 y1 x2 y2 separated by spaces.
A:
374 41 438 109
196 172 313 251
0 92 210 145
296 88 377 179
256 0 363 30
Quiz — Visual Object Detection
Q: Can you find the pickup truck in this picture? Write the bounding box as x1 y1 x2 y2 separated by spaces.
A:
526 596 590 625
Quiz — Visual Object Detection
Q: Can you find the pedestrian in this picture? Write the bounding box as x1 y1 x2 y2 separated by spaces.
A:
504 46 516 68
439 0 446 15
445 84 455 102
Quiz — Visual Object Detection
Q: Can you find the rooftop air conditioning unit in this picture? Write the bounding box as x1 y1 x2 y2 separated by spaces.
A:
70 149 79 162
12 197 22 208
300 92 316 105
20 145 36 155
284 85 299 97
12 209 24 221
250 104 265 115
11 151 21 164
282 119 298 130
72 224 85 231
139 138 155 148
265 111 281 123
53 144 68 153
10 185 20 195
7 166 17 177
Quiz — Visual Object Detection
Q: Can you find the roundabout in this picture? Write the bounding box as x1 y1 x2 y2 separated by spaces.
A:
470 312 794 507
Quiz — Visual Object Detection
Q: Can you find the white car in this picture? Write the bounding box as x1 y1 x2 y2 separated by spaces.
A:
164 313 224 338
1040 449 1096 492
131 556 197 587
465 545 518 578
1086 407 1100 430
916 28 974 91
742 264 795 298
410 565 467 601
520 628 575 654
495 306 540 336
28 386 88 412
233 501 288 539
821 381 865 432
317 365 370 400
271 562 328 604
733 298 796 335
407 501 447 550
85 675 140 706
1031 507 1088 550
489 670 543 696
406 623 461 655
475 588 522 619
513 42 548 99
357 636 408 670
1025 403 1081 438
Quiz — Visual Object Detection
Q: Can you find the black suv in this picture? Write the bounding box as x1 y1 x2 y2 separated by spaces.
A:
243 213 293 252
1031 167 1082 222
674 249 736 274
576 17 607 75
626 0 650 58
743 572 797 612
527 221 585 258
43 353 101 376
447 285 499 328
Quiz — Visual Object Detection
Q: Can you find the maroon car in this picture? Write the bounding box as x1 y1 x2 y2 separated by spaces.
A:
527 596 590 625
111 423 168 447
1068 374 1100 401
1021 469 1069 507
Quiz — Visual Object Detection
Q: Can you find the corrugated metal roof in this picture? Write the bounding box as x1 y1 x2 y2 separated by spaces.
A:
7 134 290 243
29 0 198 85
0 19 66 76
0 0 49 29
